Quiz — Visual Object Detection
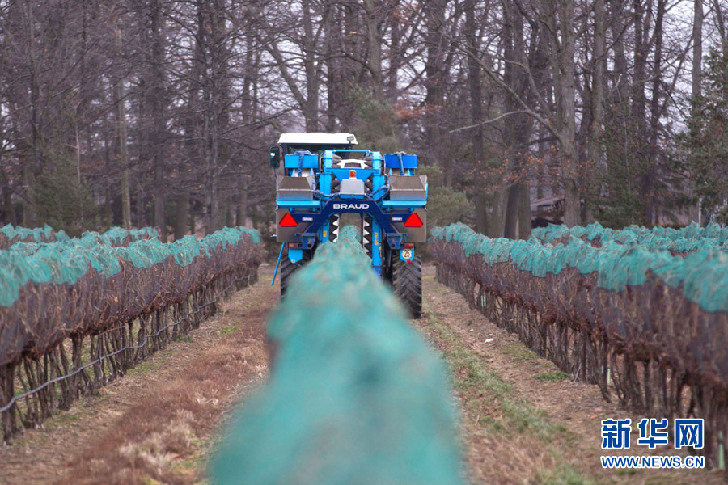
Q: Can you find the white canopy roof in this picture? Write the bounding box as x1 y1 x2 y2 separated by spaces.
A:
277 132 358 146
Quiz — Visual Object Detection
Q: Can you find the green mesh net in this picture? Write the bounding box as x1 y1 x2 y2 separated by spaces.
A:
81 226 159 245
432 222 728 313
0 226 260 307
531 221 728 252
0 223 67 245
212 226 463 485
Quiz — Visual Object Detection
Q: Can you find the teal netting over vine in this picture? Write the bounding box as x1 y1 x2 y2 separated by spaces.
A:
0 224 162 247
0 226 260 307
81 226 159 245
0 224 67 244
432 222 728 313
212 227 462 485
531 221 728 252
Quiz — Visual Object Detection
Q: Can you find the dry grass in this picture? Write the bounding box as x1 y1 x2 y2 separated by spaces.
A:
60 289 272 484
65 344 267 484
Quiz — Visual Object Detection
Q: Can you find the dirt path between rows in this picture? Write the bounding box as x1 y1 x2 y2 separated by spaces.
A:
0 266 276 485
419 265 724 484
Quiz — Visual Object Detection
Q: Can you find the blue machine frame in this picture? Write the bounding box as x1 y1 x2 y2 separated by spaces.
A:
275 149 427 277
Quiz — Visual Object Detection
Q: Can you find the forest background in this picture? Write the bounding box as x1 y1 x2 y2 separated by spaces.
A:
1 0 726 247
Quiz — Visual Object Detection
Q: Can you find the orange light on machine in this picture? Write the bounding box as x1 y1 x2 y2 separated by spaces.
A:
279 212 298 227
349 170 357 179
404 212 423 228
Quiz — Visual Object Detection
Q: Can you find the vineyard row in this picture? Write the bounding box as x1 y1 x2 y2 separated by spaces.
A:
0 226 262 441
431 223 728 470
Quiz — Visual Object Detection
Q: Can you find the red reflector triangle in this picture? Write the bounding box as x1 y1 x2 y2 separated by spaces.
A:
404 212 423 228
279 212 298 227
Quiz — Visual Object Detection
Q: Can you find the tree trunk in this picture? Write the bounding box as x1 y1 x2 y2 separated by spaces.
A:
644 0 665 227
474 192 489 235
238 175 249 227
180 5 203 239
688 0 703 223
363 0 383 99
692 0 703 105
103 131 113 225
465 0 484 163
21 2 39 227
490 189 507 237
423 0 447 170
150 0 166 240
502 1 532 237
339 2 359 128
465 0 491 235
518 180 531 238
174 192 189 240
546 0 579 227
198 0 226 233
115 26 131 229
388 9 401 100
713 0 727 57
503 183 520 239
632 0 648 212
135 182 145 227
0 169 16 225
324 2 340 130
586 0 606 223
302 0 320 131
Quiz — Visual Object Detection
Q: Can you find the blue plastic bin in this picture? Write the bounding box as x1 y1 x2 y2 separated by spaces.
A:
384 153 417 169
284 153 319 169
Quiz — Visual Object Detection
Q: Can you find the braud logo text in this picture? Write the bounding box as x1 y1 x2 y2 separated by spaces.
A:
332 203 370 210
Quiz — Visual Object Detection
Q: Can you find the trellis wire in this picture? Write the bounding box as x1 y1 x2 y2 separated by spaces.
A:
0 274 252 416
0 256 260 442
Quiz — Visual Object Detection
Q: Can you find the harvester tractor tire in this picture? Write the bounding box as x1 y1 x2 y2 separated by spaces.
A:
393 255 422 319
280 254 306 298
